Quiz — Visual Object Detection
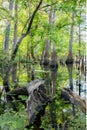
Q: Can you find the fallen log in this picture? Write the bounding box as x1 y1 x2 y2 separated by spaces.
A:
7 86 28 97
7 80 86 129
26 79 51 130
61 88 86 114
7 84 86 115
7 79 51 129
7 85 86 115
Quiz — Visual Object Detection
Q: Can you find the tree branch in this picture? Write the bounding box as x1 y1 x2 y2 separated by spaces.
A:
40 1 57 9
61 88 86 114
7 86 28 97
26 0 43 34
10 0 43 62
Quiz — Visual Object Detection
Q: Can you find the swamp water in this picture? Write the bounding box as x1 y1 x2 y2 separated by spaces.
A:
0 62 86 130
22 61 86 130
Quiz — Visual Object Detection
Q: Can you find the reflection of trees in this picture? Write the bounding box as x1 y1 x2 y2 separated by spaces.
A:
41 57 58 130
66 64 75 115
76 64 85 97
40 38 58 129
50 69 58 129
41 65 58 130
78 69 81 96
66 64 73 91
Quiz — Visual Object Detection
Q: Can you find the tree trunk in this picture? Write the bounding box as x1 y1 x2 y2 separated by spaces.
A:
66 64 73 91
49 6 58 130
5 0 43 76
40 39 50 68
79 21 81 59
50 70 58 130
4 1 14 52
66 12 75 64
3 0 43 100
3 0 14 101
26 46 31 82
12 0 18 88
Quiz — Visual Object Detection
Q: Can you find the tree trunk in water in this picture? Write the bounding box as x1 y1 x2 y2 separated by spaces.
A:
66 64 75 115
50 44 58 71
66 64 73 91
79 21 81 60
4 0 43 80
50 70 58 130
66 12 75 64
40 39 50 68
3 0 14 101
49 6 58 130
78 68 81 96
12 0 18 88
4 1 14 52
26 45 31 82
26 1 36 82
3 0 43 97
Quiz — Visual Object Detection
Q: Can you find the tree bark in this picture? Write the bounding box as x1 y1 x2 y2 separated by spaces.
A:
49 6 58 130
69 12 74 54
12 0 18 88
61 88 86 114
10 0 43 71
3 0 43 101
66 64 73 91
3 0 14 101
40 39 50 67
79 21 81 59
66 12 75 64
7 85 86 115
4 0 14 52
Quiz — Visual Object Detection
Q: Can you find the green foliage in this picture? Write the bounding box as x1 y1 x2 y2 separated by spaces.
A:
40 109 52 130
0 108 28 130
68 111 86 130
0 0 86 130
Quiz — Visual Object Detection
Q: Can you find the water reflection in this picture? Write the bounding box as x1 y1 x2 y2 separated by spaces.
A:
66 63 86 100
0 62 86 100
0 60 86 129
66 64 73 91
51 69 58 95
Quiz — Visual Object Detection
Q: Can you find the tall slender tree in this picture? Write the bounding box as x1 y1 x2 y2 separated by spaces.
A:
66 12 75 64
12 0 18 88
4 0 14 52
3 0 14 101
49 4 58 130
3 0 43 102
